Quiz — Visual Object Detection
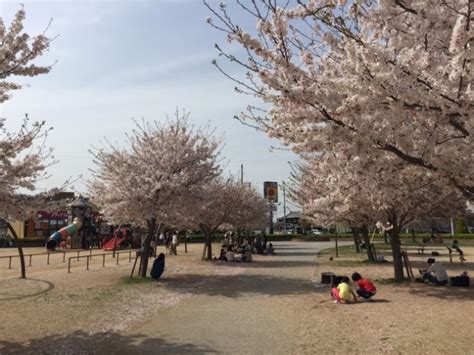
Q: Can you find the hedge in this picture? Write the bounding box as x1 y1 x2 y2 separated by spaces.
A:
308 233 474 240
14 237 45 247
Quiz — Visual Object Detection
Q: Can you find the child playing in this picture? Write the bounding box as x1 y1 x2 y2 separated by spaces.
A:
331 276 357 304
351 272 377 300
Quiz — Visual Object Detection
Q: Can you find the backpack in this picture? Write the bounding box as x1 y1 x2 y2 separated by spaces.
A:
450 272 470 287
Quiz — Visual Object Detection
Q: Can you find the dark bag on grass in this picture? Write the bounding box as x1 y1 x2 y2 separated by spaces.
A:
450 273 470 287
151 253 165 280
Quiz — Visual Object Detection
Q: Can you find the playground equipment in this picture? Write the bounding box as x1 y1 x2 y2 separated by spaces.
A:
102 235 126 251
47 218 82 250
46 196 93 251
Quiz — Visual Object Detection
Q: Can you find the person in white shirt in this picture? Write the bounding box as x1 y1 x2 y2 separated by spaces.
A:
171 232 178 255
422 258 448 286
226 250 235 262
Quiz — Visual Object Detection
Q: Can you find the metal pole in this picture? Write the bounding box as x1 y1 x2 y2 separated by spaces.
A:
68 258 71 273
86 256 90 270
47 253 50 265
269 202 274 235
102 254 105 267
29 254 32 266
283 184 287 232
450 217 455 236
9 256 12 269
77 250 80 261
63 251 66 263
116 253 119 265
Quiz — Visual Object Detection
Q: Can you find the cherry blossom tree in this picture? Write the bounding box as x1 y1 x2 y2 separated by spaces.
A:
1 7 52 103
0 7 54 278
290 153 467 280
0 116 58 278
89 113 222 276
205 0 473 200
177 177 267 260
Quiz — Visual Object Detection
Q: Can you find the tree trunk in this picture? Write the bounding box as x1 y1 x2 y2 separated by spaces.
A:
200 225 213 260
351 227 361 253
138 218 157 278
6 221 26 279
361 225 375 261
388 211 404 281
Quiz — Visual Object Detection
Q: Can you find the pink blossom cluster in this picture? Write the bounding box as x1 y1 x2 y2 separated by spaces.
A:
206 0 473 199
0 8 51 103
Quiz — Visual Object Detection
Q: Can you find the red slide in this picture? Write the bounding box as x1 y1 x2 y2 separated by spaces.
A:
102 237 125 251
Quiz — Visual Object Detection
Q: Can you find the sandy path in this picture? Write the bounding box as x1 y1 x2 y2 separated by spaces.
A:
107 241 343 355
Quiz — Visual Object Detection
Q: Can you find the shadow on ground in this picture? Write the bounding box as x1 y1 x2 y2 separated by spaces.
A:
266 252 318 257
405 283 473 300
161 272 325 298
0 331 216 355
229 259 316 268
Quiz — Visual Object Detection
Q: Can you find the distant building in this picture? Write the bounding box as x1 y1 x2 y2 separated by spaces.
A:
276 211 311 234
9 192 75 239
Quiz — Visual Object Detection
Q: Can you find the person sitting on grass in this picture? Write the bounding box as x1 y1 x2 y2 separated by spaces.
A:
218 248 226 261
421 258 448 286
351 272 377 300
331 276 357 304
226 250 235 262
267 243 275 255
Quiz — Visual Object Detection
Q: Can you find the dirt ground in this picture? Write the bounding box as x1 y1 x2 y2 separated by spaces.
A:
0 241 473 354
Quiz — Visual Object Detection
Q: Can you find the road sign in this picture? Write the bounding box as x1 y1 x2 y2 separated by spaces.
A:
264 181 278 202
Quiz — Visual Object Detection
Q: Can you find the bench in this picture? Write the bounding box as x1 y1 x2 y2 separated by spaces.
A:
417 245 426 254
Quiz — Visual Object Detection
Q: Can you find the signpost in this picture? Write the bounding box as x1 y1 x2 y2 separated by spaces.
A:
264 182 278 234
264 181 278 202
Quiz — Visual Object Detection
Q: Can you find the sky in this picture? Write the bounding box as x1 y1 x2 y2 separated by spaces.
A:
0 0 300 215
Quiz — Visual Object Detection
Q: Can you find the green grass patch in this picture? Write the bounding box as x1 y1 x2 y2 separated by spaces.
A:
331 259 381 267
318 244 359 257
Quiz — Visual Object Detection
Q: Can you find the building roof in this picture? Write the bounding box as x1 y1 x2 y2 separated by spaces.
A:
277 211 301 222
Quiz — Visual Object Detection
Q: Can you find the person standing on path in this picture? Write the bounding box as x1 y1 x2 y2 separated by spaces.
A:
171 231 179 255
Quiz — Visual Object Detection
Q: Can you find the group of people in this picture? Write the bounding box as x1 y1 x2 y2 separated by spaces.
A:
158 231 180 255
216 232 275 262
331 272 377 304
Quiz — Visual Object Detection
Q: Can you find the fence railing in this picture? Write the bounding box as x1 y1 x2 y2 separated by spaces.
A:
67 250 138 273
0 250 73 269
0 249 138 271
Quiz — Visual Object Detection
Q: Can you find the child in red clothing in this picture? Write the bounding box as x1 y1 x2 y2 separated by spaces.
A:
351 272 376 300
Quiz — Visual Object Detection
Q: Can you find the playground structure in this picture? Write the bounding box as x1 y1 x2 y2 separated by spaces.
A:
46 217 82 251
45 197 135 252
47 196 93 251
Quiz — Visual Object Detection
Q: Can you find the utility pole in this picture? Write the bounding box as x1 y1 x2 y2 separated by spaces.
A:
269 203 274 234
240 164 243 184
282 183 287 232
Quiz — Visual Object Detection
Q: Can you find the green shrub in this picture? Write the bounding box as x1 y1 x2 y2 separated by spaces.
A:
15 237 45 247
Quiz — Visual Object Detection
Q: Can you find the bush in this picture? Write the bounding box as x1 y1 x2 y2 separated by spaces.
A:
16 237 45 247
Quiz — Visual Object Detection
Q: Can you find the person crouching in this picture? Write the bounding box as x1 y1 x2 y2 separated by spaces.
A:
352 272 376 300
331 276 357 304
